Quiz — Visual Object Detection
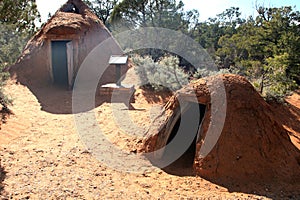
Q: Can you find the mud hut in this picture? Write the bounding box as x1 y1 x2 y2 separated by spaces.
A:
143 74 300 184
9 0 127 88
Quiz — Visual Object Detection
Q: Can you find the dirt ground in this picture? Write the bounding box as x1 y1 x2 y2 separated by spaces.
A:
0 76 299 199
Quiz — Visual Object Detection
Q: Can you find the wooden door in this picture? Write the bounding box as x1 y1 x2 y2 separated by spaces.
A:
51 41 69 86
66 41 74 87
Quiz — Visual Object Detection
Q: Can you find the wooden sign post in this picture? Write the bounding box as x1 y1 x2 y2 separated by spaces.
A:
109 55 128 86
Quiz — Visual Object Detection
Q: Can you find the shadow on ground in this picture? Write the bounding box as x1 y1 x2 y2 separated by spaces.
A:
0 107 13 128
15 80 110 114
157 157 300 199
148 97 300 199
270 100 300 143
0 164 6 195
139 89 173 104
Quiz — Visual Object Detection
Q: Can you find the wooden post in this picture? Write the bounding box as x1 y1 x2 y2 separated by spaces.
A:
109 55 128 87
116 64 121 86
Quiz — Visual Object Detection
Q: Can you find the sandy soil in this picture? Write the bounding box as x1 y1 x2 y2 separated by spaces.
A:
0 78 299 199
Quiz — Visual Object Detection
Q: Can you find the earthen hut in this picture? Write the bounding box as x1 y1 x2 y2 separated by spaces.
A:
9 0 127 88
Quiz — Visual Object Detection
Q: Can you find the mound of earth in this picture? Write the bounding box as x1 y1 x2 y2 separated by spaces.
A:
0 76 299 198
143 74 300 184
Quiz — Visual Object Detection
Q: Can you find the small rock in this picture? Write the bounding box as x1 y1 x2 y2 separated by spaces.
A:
81 149 91 154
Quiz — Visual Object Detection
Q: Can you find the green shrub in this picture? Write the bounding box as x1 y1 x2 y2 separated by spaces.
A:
0 23 21 112
132 54 189 91
0 65 11 111
193 68 231 79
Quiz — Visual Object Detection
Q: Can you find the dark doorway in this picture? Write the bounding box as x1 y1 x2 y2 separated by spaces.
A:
162 103 206 176
51 41 70 86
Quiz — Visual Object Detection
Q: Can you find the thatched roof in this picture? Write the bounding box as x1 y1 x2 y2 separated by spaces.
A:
8 0 126 89
43 0 104 35
17 0 108 63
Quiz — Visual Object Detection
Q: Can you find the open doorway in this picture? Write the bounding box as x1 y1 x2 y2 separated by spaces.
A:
162 102 206 176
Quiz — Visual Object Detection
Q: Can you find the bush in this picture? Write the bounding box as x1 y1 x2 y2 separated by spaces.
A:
193 68 231 79
248 53 298 101
0 65 11 111
132 54 189 91
0 23 20 112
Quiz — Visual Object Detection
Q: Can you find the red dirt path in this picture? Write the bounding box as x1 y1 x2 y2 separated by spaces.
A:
0 79 299 199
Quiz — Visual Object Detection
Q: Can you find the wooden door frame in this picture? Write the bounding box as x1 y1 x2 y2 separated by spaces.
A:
66 41 74 87
48 38 78 87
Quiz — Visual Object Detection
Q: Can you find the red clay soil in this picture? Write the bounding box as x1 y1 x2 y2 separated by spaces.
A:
0 74 299 199
270 91 300 150
143 74 300 187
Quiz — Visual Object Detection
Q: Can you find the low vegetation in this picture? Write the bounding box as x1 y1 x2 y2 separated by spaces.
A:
1 0 299 102
0 0 40 113
132 54 189 91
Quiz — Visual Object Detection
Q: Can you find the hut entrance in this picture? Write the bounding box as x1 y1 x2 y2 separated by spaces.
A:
162 102 206 175
51 40 73 86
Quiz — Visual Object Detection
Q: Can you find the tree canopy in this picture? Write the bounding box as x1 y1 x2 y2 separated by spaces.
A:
215 6 300 97
110 0 197 32
0 0 40 109
0 0 40 68
84 0 118 28
0 0 299 100
0 0 40 33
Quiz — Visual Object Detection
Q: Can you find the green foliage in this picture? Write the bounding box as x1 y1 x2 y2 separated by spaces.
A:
215 6 300 100
132 55 189 91
193 68 231 80
110 2 299 101
189 7 245 56
0 70 12 109
0 23 29 69
0 0 40 65
0 0 40 111
263 53 297 97
0 0 40 33
110 0 199 64
110 0 193 32
0 23 25 110
84 0 118 29
0 37 12 109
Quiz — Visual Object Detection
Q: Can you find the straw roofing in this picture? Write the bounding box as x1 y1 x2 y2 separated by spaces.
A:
10 0 125 87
